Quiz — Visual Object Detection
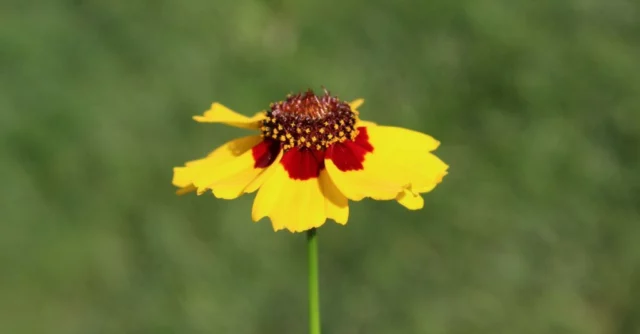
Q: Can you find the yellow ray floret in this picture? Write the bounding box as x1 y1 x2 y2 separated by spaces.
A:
173 135 269 198
325 125 447 203
193 102 266 130
252 163 348 232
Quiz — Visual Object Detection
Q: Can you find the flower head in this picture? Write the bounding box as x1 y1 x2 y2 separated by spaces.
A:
173 89 448 232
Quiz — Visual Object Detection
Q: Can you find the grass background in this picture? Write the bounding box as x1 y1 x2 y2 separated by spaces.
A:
2 0 640 333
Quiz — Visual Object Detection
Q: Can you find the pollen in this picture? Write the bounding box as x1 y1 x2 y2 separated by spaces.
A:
260 88 359 151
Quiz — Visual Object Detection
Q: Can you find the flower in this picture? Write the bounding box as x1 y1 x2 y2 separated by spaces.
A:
173 89 448 232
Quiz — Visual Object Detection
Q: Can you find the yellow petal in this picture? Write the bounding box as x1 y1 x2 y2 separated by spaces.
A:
206 135 264 162
193 102 266 130
411 158 448 194
373 126 441 152
357 119 377 127
187 136 262 193
348 98 376 127
325 159 400 201
173 155 218 195
349 98 365 111
172 136 259 195
202 140 281 199
207 158 270 199
396 189 424 210
252 163 328 233
173 167 195 188
176 184 197 195
173 135 279 199
319 170 349 225
325 126 448 203
208 146 282 199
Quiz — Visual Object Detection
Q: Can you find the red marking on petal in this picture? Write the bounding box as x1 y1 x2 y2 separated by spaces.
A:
352 127 374 152
326 127 374 172
281 147 326 180
252 139 281 168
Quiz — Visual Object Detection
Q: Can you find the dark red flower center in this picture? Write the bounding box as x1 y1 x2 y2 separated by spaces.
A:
253 89 374 181
261 89 358 151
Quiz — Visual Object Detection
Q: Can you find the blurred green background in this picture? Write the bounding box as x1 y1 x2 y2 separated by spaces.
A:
2 0 640 333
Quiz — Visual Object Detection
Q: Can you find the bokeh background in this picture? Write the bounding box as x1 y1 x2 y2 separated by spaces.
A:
2 0 640 333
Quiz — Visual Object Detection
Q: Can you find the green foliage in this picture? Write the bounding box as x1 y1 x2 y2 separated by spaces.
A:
1 0 639 333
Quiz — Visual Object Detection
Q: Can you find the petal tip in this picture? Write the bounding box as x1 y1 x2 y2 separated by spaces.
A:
396 189 424 210
436 170 449 183
176 185 197 196
349 98 365 110
332 218 348 226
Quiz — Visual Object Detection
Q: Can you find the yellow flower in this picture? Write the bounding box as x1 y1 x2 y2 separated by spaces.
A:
173 89 448 232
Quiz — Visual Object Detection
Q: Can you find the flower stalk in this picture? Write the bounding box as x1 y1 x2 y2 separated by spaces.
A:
307 228 321 334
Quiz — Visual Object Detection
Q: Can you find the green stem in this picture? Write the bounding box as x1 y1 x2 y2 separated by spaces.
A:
307 228 321 334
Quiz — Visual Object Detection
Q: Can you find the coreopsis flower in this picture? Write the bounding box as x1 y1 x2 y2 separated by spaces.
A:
173 89 448 232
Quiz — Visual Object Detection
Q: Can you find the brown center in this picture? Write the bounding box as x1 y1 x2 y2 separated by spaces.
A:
261 89 358 151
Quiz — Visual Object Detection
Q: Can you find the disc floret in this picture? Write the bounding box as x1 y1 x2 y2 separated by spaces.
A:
261 89 358 151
